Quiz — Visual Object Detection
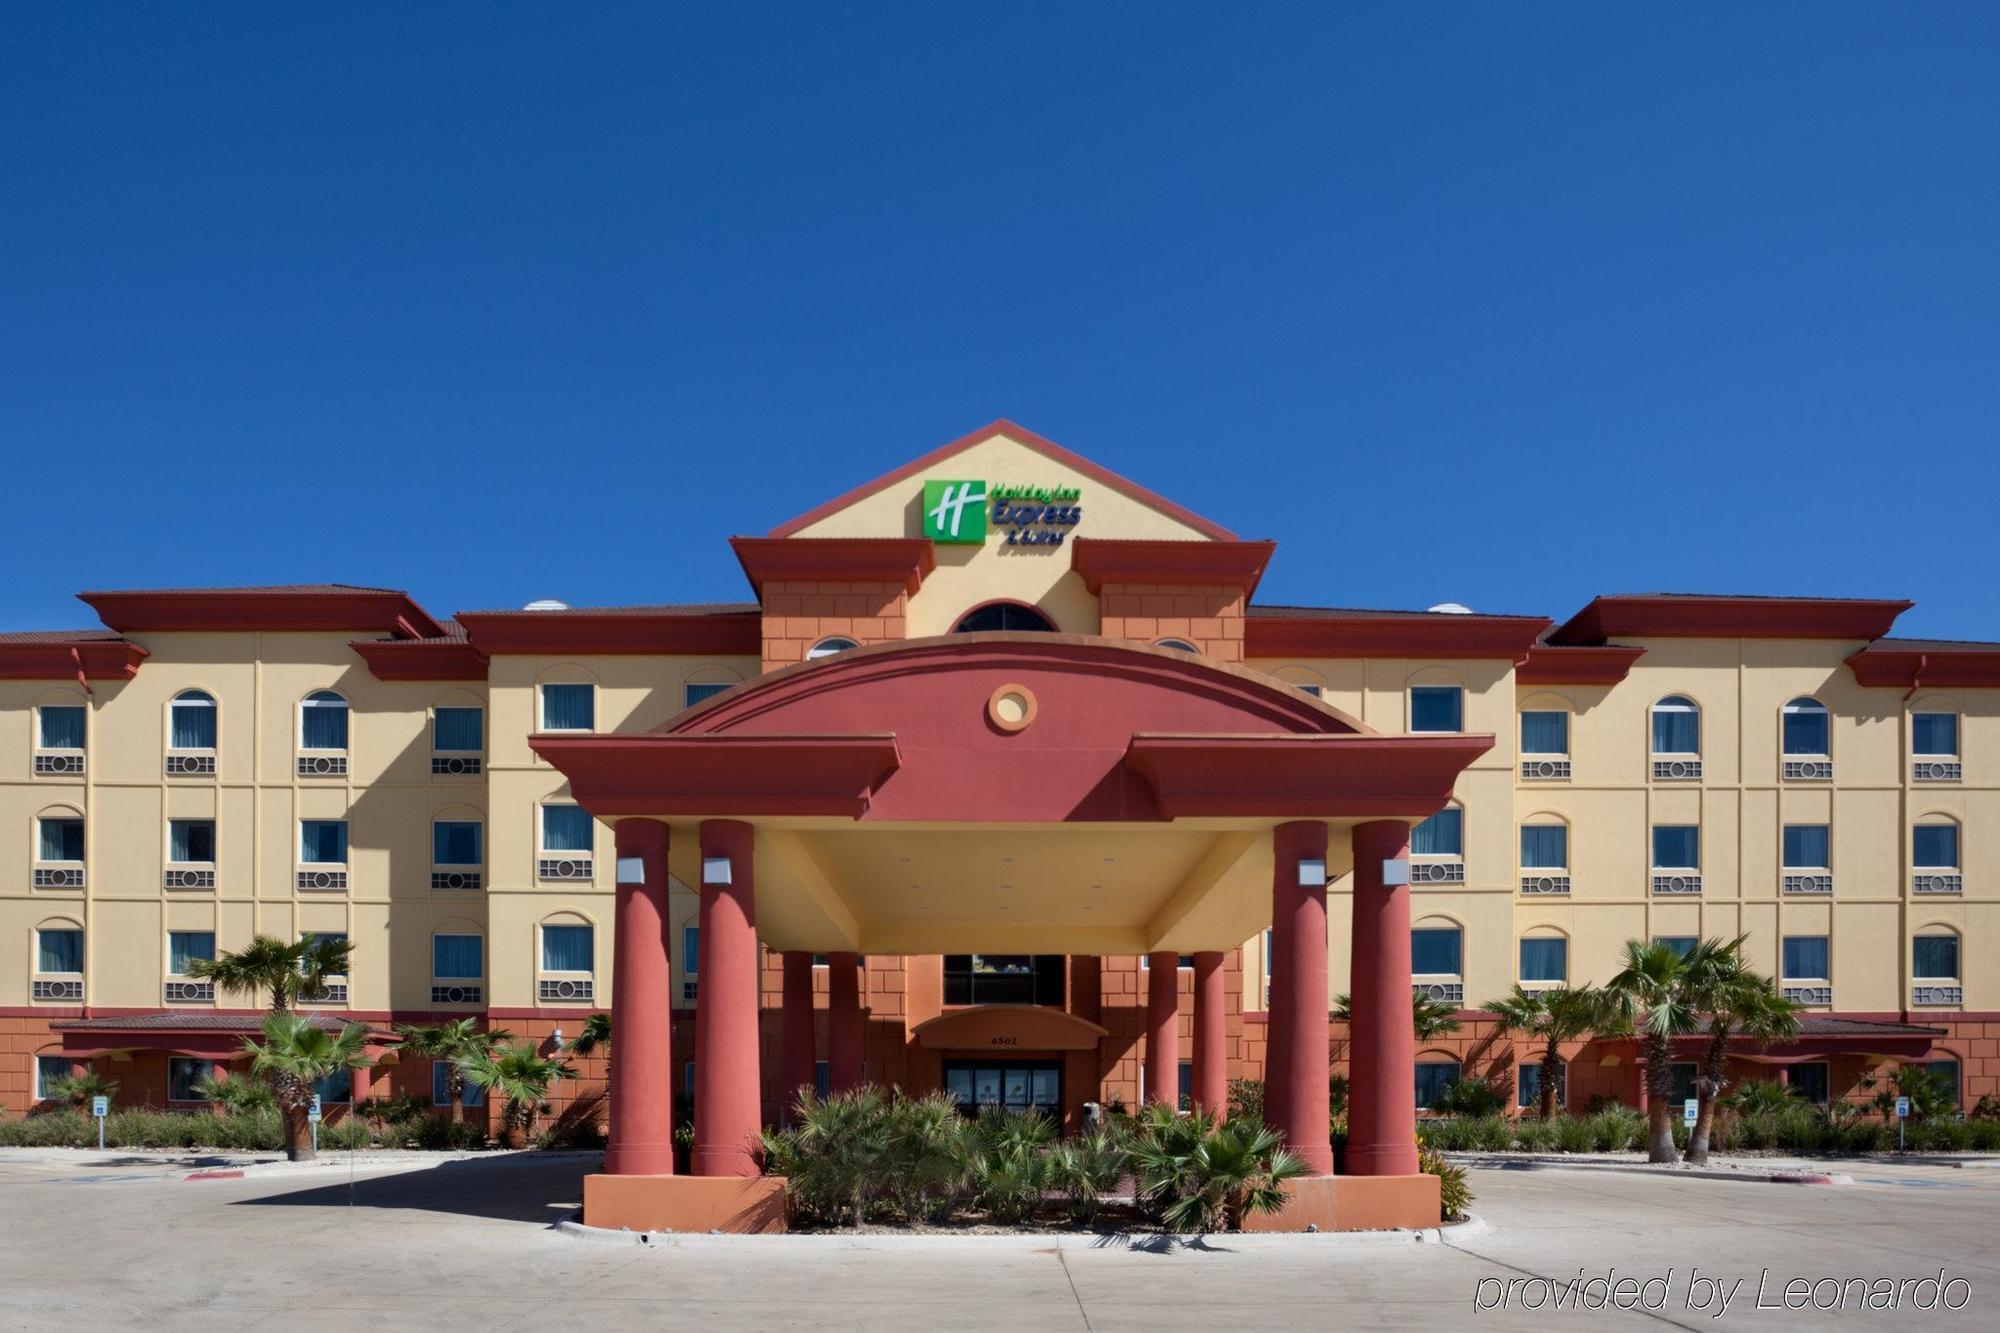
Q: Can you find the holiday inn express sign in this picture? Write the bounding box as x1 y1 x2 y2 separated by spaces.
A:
922 479 1084 546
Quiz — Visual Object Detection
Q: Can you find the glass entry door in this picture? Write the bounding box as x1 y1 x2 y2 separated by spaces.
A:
943 1059 1062 1117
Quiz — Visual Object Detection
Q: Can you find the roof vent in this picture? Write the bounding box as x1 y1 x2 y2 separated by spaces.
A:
522 599 570 612
1428 602 1474 615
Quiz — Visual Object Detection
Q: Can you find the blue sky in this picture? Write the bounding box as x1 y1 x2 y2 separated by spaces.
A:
3 4 1995 636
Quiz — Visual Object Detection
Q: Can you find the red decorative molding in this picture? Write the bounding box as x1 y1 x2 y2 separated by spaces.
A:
1071 539 1275 595
0 638 149 681
1845 641 2000 690
1548 595 1911 646
351 638 491 680
1515 644 1647 685
81 585 448 639
731 537 936 598
1125 732 1493 818
765 419 1240 541
456 608 761 657
1245 611 1550 660
529 733 904 817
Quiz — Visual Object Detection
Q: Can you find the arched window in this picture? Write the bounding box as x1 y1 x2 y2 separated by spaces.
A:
1520 821 1568 870
1782 697 1829 757
1415 1057 1462 1109
170 690 217 750
1913 929 1960 980
1154 638 1199 654
1651 696 1699 756
300 691 349 751
1411 806 1463 858
1914 818 1961 869
35 699 86 752
806 637 858 660
431 932 485 980
1519 932 1569 984
1519 1057 1567 1110
1912 708 1960 759
953 602 1055 633
35 922 84 974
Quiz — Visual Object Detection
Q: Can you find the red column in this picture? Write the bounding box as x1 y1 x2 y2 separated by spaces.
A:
605 819 674 1176
1144 952 1180 1107
779 950 815 1122
1192 951 1227 1117
1270 821 1332 1173
1347 819 1418 1177
1262 930 1291 1145
1633 1052 1649 1113
1069 955 1102 1024
692 820 760 1177
1775 1065 1789 1088
351 1062 371 1109
827 952 863 1092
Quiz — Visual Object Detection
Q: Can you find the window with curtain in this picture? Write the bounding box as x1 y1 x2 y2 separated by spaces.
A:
1411 807 1463 857
541 805 593 852
170 691 217 749
1651 696 1699 754
541 924 594 972
36 1055 72 1100
1520 824 1568 869
1790 1062 1830 1105
1912 712 1959 756
1411 927 1462 976
682 926 700 978
1914 824 1960 867
168 1058 213 1101
315 1069 353 1103
1518 1060 1566 1109
684 682 731 708
169 819 216 863
1913 935 1960 979
432 821 482 866
37 928 83 973
1415 1060 1460 1109
37 705 86 750
1653 936 1698 958
299 820 348 864
432 1062 487 1107
540 683 595 731
300 692 348 750
1409 686 1463 733
38 817 84 861
1782 824 1830 869
1781 936 1830 980
1925 1060 1962 1109
432 934 483 979
1652 825 1699 868
432 706 483 753
1519 937 1568 982
1782 698 1830 755
1519 710 1569 755
168 931 215 974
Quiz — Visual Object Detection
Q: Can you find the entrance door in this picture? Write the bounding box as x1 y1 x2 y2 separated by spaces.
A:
943 1059 1062 1118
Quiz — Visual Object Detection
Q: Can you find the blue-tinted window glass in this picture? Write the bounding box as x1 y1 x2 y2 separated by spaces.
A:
540 683 595 731
1654 936 1698 958
1411 808 1463 857
300 692 348 750
1782 824 1830 868
36 1055 71 1100
1518 1061 1566 1109
433 821 482 865
1652 825 1699 868
1925 1060 1962 1109
1913 935 1960 979
1178 1061 1193 1112
169 819 215 863
39 817 84 861
1791 1062 1829 1105
432 934 483 979
541 805 593 852
432 707 483 752
431 1062 487 1107
542 924 594 972
1410 686 1463 733
170 692 216 749
300 820 348 863
315 1069 353 1103
38 929 83 973
1912 713 1958 756
1651 698 1699 753
1411 928 1462 976
1415 1061 1460 1109
684 682 731 708
1519 711 1568 755
168 1057 212 1101
1781 936 1829 980
38 705 86 750
1913 824 1959 867
169 931 215 974
1519 937 1568 982
1520 825 1568 868
1782 700 1829 755
682 926 700 977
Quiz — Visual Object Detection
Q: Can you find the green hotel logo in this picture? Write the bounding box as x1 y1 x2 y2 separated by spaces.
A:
922 480 989 542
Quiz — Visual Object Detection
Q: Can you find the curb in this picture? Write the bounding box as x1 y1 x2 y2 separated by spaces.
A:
553 1210 1486 1250
1449 1155 1853 1187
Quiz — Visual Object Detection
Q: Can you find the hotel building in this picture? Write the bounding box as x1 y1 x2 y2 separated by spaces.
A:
2 421 1992 1228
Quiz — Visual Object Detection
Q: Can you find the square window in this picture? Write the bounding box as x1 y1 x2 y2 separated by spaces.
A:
169 819 216 864
38 705 86 750
1415 1061 1460 1109
1913 824 1959 868
299 820 348 864
37 928 83 974
1912 713 1958 757
1782 824 1830 869
168 1057 213 1102
1782 704 1829 756
1519 710 1568 755
541 805 594 853
1913 935 1959 980
36 1054 72 1101
1411 808 1463 857
1519 937 1567 983
1518 1061 1566 1110
1409 686 1463 734
432 706 483 753
1652 825 1699 869
1411 928 1462 976
1924 1060 1962 1110
1781 936 1829 981
684 682 731 708
542 924 594 973
1520 824 1567 869
433 821 482 866
431 1061 487 1107
432 934 483 979
315 1069 353 1104
168 931 214 975
38 817 84 862
540 683 595 732
1790 1062 1830 1105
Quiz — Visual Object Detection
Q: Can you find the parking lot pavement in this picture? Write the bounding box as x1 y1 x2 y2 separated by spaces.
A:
2 1151 1997 1331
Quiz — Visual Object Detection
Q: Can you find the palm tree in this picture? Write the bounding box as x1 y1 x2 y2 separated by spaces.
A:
45 1069 117 1109
1484 984 1620 1122
1335 990 1463 1042
466 1042 574 1148
1605 939 1712 1163
240 1013 372 1161
395 1018 513 1125
568 1011 612 1059
1126 1112 1309 1233
186 934 354 1012
1682 941 1801 1164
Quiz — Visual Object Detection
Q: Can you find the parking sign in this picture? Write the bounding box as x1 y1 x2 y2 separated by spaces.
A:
90 1095 107 1118
1683 1098 1698 1125
1895 1096 1911 1119
308 1094 322 1123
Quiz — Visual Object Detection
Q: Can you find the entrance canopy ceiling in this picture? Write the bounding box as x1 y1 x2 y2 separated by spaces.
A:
532 634 1491 953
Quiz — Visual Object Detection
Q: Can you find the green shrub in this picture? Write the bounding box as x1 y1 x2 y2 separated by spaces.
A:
1429 1078 1508 1119
1908 1118 1969 1152
1047 1129 1126 1225
0 1109 91 1146
1513 1119 1555 1152
1227 1078 1264 1125
1728 1080 1799 1116
1474 1115 1516 1151
1126 1108 1308 1233
1588 1108 1643 1152
1555 1116 1597 1153
1967 1119 2000 1151
1420 1142 1471 1221
1735 1113 1777 1150
1838 1119 1890 1153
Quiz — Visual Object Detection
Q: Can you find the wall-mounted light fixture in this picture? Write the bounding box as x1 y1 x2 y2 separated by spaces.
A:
1381 859 1411 887
615 857 646 885
702 856 733 885
1298 858 1327 887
